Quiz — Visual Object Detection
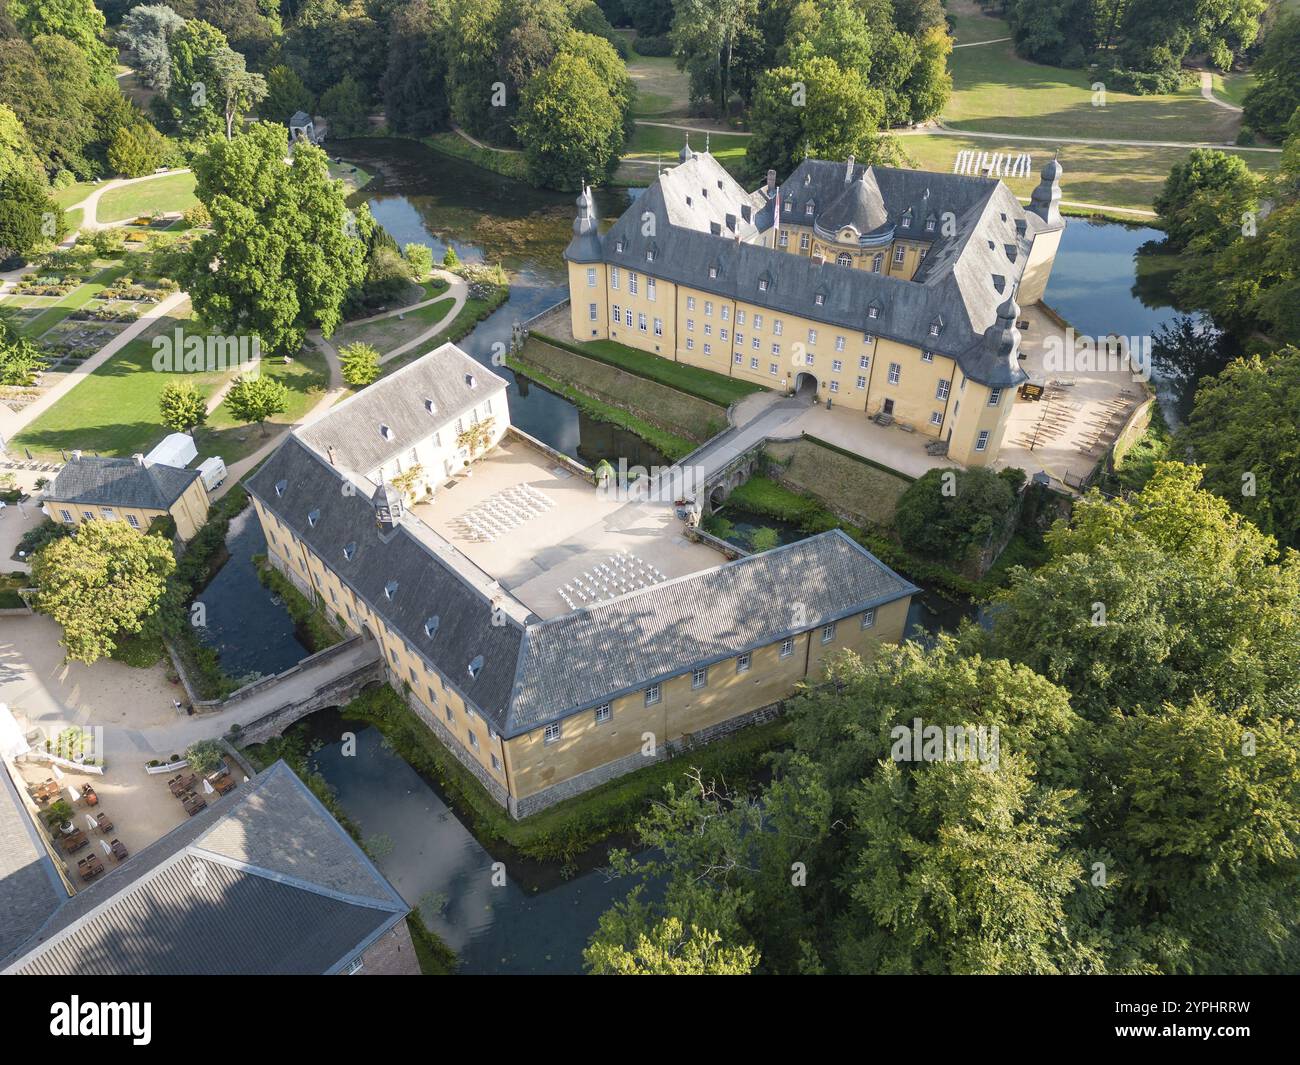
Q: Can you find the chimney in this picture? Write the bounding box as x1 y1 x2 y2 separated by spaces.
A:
132 453 145 466
845 154 855 182
766 169 776 196
327 445 337 467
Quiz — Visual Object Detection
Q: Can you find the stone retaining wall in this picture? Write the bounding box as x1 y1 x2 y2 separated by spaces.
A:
401 683 511 809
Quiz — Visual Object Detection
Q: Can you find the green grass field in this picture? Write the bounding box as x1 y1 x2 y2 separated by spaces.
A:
17 265 129 339
948 8 1012 45
895 131 1276 216
10 306 327 463
945 37 1241 143
617 123 751 184
331 294 456 353
625 38 691 119
1212 71 1256 109
97 172 197 223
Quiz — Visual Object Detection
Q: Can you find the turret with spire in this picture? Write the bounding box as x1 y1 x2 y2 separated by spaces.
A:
984 290 1023 378
1028 154 1064 226
678 134 694 164
562 182 603 263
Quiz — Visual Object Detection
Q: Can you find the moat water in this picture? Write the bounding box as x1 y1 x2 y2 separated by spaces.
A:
218 140 1180 968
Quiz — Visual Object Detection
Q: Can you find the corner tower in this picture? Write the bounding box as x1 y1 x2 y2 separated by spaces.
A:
563 184 608 341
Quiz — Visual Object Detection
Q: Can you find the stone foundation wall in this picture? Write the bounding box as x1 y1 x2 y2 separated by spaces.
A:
400 682 511 810
510 700 784 819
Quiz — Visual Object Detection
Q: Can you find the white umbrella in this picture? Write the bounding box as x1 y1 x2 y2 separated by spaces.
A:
51 764 64 781
84 813 97 832
202 778 215 795
66 785 79 803
100 839 111 856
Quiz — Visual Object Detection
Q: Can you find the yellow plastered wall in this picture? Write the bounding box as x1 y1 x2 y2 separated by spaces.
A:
568 261 609 342
946 373 1014 466
605 263 676 356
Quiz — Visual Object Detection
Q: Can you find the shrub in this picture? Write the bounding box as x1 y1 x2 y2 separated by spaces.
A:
185 738 225 773
634 35 673 57
893 467 1020 562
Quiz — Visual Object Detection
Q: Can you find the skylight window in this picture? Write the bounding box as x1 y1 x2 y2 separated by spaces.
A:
424 616 440 638
468 654 484 679
465 373 476 388
380 424 394 440
385 580 398 599
275 479 287 497
343 541 357 560
307 508 320 527
424 398 437 414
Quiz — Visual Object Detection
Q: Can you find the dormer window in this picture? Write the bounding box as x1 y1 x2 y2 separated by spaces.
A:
708 265 718 279
867 305 880 319
424 615 440 638
385 580 398 599
929 320 942 336
468 654 484 679
343 541 357 560
925 217 936 232
307 508 320 527
814 293 825 306
615 238 625 252
274 479 287 497
646 249 654 262
465 372 477 388
424 398 436 414
380 424 394 440
901 215 912 229
758 277 768 292
784 200 792 213
804 202 814 217
686 195 692 206
804 173 811 186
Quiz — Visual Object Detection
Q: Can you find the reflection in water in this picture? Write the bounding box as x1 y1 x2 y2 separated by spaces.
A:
308 723 633 974
194 508 307 679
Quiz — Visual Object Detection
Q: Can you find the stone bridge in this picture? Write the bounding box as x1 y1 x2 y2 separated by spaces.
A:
162 636 385 751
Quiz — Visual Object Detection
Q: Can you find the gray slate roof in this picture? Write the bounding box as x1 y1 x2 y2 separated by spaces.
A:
3 762 408 976
509 529 919 730
0 765 66 964
48 455 201 511
577 155 1063 388
251 419 918 739
297 341 508 476
246 434 527 722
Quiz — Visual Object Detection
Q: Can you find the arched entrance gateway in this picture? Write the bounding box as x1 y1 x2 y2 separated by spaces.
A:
794 371 818 399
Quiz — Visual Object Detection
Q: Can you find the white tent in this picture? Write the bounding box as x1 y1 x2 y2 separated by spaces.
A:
144 432 197 470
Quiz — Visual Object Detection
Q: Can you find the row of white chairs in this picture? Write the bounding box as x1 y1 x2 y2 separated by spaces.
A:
559 551 666 610
457 484 556 542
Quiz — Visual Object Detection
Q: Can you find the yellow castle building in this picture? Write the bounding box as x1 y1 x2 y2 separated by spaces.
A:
564 147 1066 466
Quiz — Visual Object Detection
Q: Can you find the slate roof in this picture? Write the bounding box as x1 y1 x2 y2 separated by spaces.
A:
48 455 201 512
297 341 508 476
3 762 408 976
576 154 1064 388
0 764 66 965
250 419 918 737
509 529 919 730
246 433 527 723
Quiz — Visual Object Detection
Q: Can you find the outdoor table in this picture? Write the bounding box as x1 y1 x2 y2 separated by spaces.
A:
110 839 128 861
94 813 113 833
61 830 87 853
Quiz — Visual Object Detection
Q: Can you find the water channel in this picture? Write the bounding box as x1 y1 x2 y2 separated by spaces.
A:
218 139 1180 970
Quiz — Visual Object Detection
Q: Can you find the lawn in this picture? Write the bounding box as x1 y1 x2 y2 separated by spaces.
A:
11 307 327 463
327 159 373 194
18 265 129 339
1212 71 1256 109
947 6 1011 45
331 294 456 353
97 172 198 223
533 331 765 407
51 181 98 210
893 131 1277 215
625 39 692 118
617 123 751 185
945 37 1242 144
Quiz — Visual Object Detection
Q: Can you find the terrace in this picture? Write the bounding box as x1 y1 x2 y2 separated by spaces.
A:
408 434 724 621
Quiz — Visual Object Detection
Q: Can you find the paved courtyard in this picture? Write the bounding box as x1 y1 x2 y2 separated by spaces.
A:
411 435 724 620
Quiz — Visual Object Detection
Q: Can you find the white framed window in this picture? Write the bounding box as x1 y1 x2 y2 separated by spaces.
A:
613 304 622 323
543 722 561 744
771 342 781 355
814 293 824 306
867 306 879 320
686 296 695 310
807 329 817 345
835 335 845 352
734 352 743 364
445 706 455 723
589 302 598 321
925 217 936 231
800 233 810 250
856 375 867 389
686 338 695 350
703 343 712 355
654 318 663 337
836 252 851 266
750 356 759 370
720 306 729 321
872 253 883 273
753 314 763 330
832 359 842 373
893 245 906 264
770 363 779 376
780 637 794 657
638 312 647 332
752 336 760 349
647 277 656 301
686 318 694 332
594 703 611 723
805 354 815 366
936 380 950 401
692 667 707 690
735 333 744 347
704 301 713 316
929 323 941 336
975 430 991 452
469 732 479 750
736 310 745 324
126 514 140 529
101 508 115 520
930 411 943 426
773 320 783 336
720 328 729 341
821 622 836 644
645 684 661 706
888 362 901 385
736 652 751 673
491 754 502 771
709 265 718 278
586 268 596 287
347 958 364 975
829 380 839 393
859 355 870 370
610 266 620 288
628 272 638 294
989 387 1003 406
921 350 935 363
779 231 789 246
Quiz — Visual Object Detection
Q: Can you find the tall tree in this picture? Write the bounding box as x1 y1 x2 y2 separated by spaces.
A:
120 4 186 92
31 519 177 665
181 122 366 355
